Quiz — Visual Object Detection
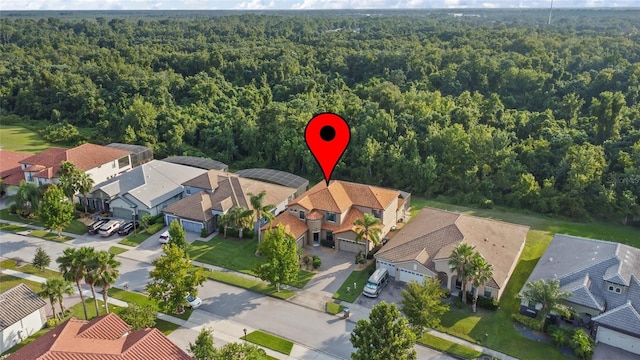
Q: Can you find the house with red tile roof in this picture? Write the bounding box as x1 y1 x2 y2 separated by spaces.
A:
14 144 133 189
0 150 32 195
262 180 410 253
6 312 191 360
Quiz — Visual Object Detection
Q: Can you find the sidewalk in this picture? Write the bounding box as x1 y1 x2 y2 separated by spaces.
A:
0 267 341 360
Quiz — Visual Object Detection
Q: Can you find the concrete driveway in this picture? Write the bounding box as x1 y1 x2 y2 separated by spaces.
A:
302 246 356 295
354 279 407 309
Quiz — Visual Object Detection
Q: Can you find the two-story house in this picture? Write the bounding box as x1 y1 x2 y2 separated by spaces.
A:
162 169 297 235
15 144 132 188
262 180 410 252
519 234 640 356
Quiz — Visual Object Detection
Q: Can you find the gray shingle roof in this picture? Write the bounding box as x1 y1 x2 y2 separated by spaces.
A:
592 301 640 335
0 283 46 331
560 274 605 311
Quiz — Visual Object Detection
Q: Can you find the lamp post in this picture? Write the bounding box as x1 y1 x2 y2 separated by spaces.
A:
243 328 247 342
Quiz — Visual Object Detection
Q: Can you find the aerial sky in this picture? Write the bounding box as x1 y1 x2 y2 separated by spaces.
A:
2 0 638 11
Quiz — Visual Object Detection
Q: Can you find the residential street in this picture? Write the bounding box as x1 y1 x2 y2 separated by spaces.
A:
0 229 453 360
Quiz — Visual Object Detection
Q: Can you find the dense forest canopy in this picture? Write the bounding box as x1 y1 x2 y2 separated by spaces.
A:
1 10 640 223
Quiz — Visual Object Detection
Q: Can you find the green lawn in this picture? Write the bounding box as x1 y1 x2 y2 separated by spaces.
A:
118 231 151 246
0 258 61 280
206 270 295 300
419 333 483 359
108 246 129 255
244 330 294 355
29 229 73 242
189 237 314 288
0 125 55 153
325 301 346 315
0 209 86 235
0 274 43 293
332 262 375 303
107 287 193 321
154 318 181 335
0 223 29 232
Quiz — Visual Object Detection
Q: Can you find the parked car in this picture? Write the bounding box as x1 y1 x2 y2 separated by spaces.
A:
87 219 108 234
159 231 170 244
98 220 122 237
185 294 202 309
117 221 140 236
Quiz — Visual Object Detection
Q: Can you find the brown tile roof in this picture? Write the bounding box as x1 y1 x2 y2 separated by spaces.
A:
0 150 31 178
3 171 27 186
288 180 400 214
262 211 308 239
19 144 130 179
333 207 366 234
306 210 324 220
0 283 47 331
376 207 528 290
7 313 191 360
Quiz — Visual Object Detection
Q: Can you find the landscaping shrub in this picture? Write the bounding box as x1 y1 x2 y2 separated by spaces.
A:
9 204 18 214
512 313 544 331
221 227 255 238
46 318 60 328
320 238 335 248
571 329 595 360
457 292 498 310
312 255 321 269
548 326 572 348
200 228 207 237
152 214 165 224
302 255 312 265
147 223 164 235
355 251 366 264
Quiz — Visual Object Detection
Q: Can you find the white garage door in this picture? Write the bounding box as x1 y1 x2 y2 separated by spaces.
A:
376 260 396 278
399 268 425 284
181 219 203 234
165 214 178 226
597 326 640 355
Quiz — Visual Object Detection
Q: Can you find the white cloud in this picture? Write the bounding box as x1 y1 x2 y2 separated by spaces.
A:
234 0 275 9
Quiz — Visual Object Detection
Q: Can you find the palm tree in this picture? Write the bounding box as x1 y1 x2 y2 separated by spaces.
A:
80 248 101 316
353 213 383 259
219 213 231 238
10 180 41 216
54 279 75 317
448 243 476 304
77 172 94 213
229 206 254 239
468 254 493 312
57 247 93 320
520 278 572 324
41 279 61 320
249 191 276 244
91 250 121 314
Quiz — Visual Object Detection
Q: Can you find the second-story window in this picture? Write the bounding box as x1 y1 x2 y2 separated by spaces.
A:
372 209 382 219
299 210 305 220
326 212 336 222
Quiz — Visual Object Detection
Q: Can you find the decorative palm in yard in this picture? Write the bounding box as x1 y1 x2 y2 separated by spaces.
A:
249 191 276 244
57 247 93 320
228 206 254 239
448 243 476 304
520 278 572 323
41 278 74 320
219 213 231 238
468 253 494 312
354 213 383 259
91 250 122 314
10 180 41 216
77 172 94 213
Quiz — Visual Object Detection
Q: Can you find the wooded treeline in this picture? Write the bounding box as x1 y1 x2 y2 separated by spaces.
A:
1 11 639 222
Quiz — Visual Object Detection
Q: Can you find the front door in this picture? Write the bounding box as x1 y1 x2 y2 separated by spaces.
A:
313 232 320 246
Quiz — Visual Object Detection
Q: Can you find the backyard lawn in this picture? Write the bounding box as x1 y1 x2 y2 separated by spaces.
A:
0 125 56 153
189 237 314 289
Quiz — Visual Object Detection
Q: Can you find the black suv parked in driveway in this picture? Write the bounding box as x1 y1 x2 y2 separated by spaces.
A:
117 221 140 236
87 219 108 234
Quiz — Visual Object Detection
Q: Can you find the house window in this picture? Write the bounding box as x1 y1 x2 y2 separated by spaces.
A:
615 288 621 293
484 288 492 298
299 211 305 220
372 209 382 219
608 285 614 291
326 212 336 222
326 231 333 241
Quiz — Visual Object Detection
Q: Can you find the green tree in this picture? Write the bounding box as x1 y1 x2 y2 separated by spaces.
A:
255 225 299 292
10 180 40 216
351 301 417 360
168 219 188 252
571 329 595 360
468 254 494 312
448 243 476 304
218 213 231 238
189 327 216 360
80 247 101 316
215 342 268 359
228 206 254 239
146 244 206 313
90 250 121 314
400 277 449 335
41 278 62 320
520 279 572 323
119 303 157 331
353 213 383 259
249 190 276 244
77 172 94 213
33 246 51 271
57 246 93 320
39 184 74 238
141 214 153 230
57 161 83 202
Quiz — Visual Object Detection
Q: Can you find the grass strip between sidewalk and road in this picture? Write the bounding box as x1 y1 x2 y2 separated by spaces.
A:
206 270 295 300
419 333 484 359
107 287 193 321
108 246 129 255
0 223 29 233
244 330 294 355
325 301 346 315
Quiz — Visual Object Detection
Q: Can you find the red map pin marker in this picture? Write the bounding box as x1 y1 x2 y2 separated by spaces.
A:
305 113 351 185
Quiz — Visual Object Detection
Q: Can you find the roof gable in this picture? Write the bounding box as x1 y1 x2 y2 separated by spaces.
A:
0 150 32 178
0 283 47 331
593 301 640 335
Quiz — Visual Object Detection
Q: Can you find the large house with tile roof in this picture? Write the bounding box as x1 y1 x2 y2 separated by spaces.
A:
519 234 640 355
6 312 191 360
82 160 206 220
262 180 411 252
11 144 132 188
162 169 297 235
0 150 32 196
376 207 528 300
0 284 47 354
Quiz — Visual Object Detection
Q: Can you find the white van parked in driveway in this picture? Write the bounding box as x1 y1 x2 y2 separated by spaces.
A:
98 220 122 237
362 268 389 298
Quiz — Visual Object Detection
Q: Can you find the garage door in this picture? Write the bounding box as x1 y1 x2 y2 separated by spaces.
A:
181 219 203 234
338 238 364 253
112 207 133 220
596 326 640 355
399 268 425 284
165 214 178 226
377 260 396 278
